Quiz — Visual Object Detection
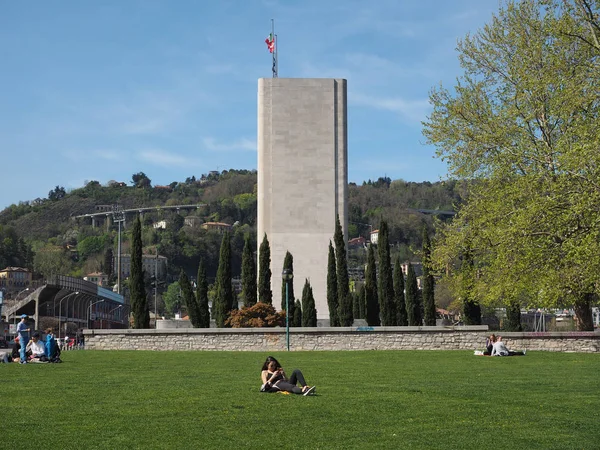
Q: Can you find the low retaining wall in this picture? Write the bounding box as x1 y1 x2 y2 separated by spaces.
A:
82 327 600 353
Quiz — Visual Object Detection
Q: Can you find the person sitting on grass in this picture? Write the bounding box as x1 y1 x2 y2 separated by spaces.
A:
491 336 526 356
26 332 48 362
260 356 316 396
45 328 61 362
484 334 496 355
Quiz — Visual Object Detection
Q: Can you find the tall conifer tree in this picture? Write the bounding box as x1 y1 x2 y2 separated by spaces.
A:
405 263 422 326
365 244 380 326
422 228 437 326
334 215 353 326
292 300 302 327
394 255 408 326
301 279 317 327
196 258 210 327
241 235 257 307
179 270 200 327
130 215 149 328
326 241 340 326
357 283 366 320
258 234 273 304
377 220 396 326
280 251 295 321
214 231 234 327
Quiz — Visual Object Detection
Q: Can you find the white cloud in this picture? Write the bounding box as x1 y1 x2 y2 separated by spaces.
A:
202 137 256 152
351 93 431 123
137 149 193 167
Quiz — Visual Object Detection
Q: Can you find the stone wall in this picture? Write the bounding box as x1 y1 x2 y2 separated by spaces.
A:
83 326 600 353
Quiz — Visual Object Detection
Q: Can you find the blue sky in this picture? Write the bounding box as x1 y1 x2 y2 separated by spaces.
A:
0 0 500 209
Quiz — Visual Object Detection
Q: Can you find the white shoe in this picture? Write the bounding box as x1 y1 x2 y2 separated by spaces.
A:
303 386 316 396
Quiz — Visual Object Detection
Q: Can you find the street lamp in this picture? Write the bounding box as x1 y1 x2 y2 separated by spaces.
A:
282 268 294 351
87 300 105 329
58 291 79 340
103 304 123 329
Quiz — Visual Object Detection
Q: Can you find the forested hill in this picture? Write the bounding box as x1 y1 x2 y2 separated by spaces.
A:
0 170 464 281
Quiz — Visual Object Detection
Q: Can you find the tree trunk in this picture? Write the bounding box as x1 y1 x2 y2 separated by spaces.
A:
573 293 594 331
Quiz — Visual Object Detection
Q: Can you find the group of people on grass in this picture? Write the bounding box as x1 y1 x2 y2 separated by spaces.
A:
0 314 62 364
477 334 526 356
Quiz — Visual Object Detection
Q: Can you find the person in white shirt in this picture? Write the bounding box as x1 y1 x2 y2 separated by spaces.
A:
26 333 46 360
491 336 525 356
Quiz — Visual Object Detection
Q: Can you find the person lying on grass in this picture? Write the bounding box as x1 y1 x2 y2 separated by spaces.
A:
260 356 316 395
491 336 526 356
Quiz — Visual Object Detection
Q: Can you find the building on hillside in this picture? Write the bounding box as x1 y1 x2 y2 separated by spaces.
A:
84 272 109 287
257 78 348 320
201 222 232 233
153 220 167 230
0 267 32 290
370 229 379 245
115 254 168 279
184 216 202 227
348 236 367 249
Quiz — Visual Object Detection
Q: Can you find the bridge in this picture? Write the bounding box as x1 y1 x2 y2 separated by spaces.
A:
2 275 127 335
71 203 207 229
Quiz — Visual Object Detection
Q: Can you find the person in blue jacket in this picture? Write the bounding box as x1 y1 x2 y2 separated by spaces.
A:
16 314 31 364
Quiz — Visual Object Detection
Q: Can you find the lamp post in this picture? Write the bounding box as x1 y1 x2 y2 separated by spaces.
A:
58 291 79 340
112 204 125 295
103 304 123 329
282 268 294 351
87 300 105 329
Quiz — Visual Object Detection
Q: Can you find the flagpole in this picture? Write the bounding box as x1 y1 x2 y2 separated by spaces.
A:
271 19 278 78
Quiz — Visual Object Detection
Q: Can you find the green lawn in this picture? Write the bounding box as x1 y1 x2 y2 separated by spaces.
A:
2 350 599 449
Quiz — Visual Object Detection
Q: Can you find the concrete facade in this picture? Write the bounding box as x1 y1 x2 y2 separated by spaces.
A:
257 78 348 319
83 328 600 353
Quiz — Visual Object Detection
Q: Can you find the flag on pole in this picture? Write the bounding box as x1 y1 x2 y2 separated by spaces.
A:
265 33 275 53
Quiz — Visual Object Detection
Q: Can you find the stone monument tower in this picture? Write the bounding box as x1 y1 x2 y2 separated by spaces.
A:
257 78 348 321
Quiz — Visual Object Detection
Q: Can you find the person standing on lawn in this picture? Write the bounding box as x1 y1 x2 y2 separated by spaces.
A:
17 314 31 364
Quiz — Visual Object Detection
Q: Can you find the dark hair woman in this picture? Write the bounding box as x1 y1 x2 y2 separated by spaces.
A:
260 357 315 396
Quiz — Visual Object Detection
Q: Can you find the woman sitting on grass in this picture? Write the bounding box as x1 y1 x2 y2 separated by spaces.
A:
260 356 316 395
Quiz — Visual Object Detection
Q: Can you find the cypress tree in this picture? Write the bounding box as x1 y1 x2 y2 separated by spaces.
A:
179 270 199 326
352 291 361 319
365 244 380 326
422 228 437 326
280 251 295 321
214 231 234 327
258 234 273 304
326 241 339 326
504 299 522 331
461 245 481 325
394 255 408 326
334 215 353 326
292 300 302 327
196 258 210 328
405 263 422 326
301 279 317 327
377 220 396 326
130 215 149 328
241 235 257 307
357 283 366 320
103 248 114 282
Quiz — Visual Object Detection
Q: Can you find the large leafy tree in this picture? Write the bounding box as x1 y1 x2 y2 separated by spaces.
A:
393 255 408 326
241 235 257 307
258 234 273 304
424 0 600 330
364 244 380 326
377 220 396 326
326 241 340 326
421 228 436 326
130 215 149 328
196 259 211 327
334 215 353 326
213 231 234 327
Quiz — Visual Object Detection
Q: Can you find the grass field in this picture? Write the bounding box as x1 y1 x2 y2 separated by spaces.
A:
2 350 599 449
